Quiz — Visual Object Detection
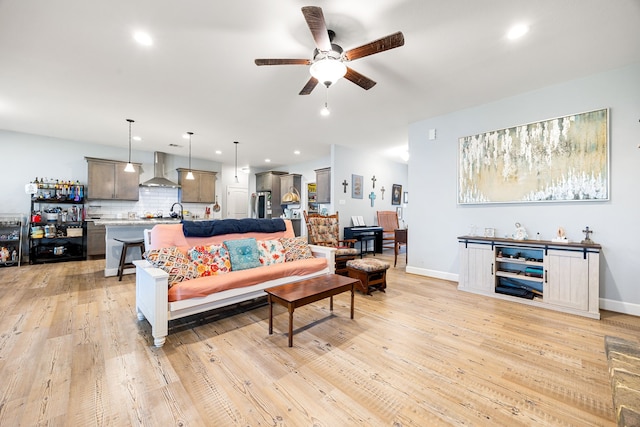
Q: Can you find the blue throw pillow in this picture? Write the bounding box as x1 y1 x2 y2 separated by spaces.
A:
224 238 261 271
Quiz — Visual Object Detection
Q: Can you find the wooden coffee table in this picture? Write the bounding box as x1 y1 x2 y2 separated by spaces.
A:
265 274 358 347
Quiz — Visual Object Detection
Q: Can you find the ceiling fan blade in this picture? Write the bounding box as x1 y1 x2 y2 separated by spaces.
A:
299 77 319 95
301 6 331 51
255 58 311 66
343 31 405 61
344 67 377 90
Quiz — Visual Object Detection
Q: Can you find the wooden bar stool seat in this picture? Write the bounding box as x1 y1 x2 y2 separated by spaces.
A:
114 237 145 281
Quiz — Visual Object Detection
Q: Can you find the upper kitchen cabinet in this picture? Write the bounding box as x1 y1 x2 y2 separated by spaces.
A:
177 169 217 203
315 167 331 204
256 171 287 193
280 174 302 204
86 157 140 200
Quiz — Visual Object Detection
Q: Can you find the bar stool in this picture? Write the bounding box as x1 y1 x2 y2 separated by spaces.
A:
114 237 145 281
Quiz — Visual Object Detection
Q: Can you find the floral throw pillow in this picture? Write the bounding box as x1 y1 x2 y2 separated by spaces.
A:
280 236 313 262
144 246 198 288
223 238 261 271
257 239 286 266
188 244 231 277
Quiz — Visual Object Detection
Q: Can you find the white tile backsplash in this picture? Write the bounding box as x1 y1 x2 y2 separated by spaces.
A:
85 187 213 219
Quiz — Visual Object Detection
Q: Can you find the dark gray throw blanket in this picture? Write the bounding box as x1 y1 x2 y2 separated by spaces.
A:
182 218 287 237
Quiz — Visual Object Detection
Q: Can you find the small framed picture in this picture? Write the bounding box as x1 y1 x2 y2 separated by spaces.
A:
484 227 495 238
396 207 403 220
352 174 363 199
403 191 408 204
392 184 402 205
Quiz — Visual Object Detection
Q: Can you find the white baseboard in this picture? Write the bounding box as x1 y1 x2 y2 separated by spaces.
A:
406 267 640 317
406 266 458 282
599 298 640 317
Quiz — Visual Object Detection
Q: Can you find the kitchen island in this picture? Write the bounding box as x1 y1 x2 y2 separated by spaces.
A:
93 218 180 278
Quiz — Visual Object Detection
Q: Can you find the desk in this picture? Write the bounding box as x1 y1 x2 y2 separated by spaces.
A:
344 226 383 254
394 229 407 267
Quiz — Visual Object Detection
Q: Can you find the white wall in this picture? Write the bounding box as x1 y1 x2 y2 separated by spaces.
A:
0 131 222 217
332 144 408 232
408 61 640 315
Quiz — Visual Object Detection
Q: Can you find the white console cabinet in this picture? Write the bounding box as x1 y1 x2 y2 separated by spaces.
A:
458 236 600 319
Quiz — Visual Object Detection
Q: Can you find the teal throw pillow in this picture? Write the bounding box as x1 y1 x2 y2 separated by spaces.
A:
224 238 261 271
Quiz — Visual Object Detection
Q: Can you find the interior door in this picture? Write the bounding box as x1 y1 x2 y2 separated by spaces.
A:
226 185 249 219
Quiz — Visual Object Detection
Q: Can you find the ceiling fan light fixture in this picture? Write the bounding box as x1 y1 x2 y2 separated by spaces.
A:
310 58 346 86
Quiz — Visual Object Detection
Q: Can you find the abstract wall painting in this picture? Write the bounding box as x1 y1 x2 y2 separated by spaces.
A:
457 108 609 204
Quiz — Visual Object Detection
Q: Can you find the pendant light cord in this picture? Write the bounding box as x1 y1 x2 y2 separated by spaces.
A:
234 141 239 182
127 119 134 163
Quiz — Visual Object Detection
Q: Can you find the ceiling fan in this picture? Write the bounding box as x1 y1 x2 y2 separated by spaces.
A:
255 6 405 95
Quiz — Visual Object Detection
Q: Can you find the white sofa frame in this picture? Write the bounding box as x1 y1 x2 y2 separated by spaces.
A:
134 244 335 347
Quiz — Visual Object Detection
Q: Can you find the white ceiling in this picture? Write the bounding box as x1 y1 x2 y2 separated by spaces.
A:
1 0 639 169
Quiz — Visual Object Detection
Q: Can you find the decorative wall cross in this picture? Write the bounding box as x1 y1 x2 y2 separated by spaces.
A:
371 175 377 189
368 191 376 207
380 186 385 200
581 226 594 244
342 179 348 193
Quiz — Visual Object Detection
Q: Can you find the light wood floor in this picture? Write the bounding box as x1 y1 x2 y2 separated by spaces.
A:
1 252 639 426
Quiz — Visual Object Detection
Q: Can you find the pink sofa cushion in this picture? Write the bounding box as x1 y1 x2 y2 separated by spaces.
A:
168 257 328 302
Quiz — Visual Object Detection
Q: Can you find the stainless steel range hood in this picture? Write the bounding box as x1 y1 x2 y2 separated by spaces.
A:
140 152 180 188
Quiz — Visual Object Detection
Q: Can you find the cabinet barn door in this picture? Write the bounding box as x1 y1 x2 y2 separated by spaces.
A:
544 249 589 311
459 242 493 293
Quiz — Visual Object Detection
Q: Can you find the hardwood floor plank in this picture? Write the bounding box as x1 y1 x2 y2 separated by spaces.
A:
1 256 639 425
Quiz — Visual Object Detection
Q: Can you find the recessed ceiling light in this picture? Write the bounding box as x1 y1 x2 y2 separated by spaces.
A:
133 31 153 46
294 150 301 155
215 150 222 155
265 159 271 163
507 24 529 40
132 136 142 141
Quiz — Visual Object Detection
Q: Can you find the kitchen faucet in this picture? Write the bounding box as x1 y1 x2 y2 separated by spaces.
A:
170 202 184 220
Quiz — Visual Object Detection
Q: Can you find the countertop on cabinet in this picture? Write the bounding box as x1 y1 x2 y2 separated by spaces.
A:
92 218 182 226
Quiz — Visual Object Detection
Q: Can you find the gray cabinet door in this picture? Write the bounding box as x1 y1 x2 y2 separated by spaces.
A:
256 173 272 192
114 166 140 200
88 160 116 199
315 168 331 204
178 169 216 203
87 159 139 200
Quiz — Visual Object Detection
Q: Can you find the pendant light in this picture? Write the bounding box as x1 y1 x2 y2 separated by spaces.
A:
124 119 136 172
186 132 195 180
320 84 330 116
234 141 239 183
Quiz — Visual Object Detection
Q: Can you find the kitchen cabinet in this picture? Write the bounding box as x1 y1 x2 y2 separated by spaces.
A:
280 174 302 236
29 193 86 264
307 183 318 214
86 157 140 200
86 221 106 258
0 215 23 267
315 167 331 204
279 174 302 204
457 236 600 319
177 169 217 203
256 171 287 193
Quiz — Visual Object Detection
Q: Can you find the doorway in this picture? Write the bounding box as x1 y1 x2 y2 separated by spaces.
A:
226 185 249 219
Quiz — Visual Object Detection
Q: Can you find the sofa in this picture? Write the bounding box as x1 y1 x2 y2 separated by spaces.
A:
134 219 335 347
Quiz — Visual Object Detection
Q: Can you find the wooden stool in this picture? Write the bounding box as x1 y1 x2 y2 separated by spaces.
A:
346 258 390 295
114 237 145 281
